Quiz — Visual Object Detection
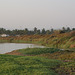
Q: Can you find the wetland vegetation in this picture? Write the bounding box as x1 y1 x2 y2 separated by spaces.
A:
0 28 75 75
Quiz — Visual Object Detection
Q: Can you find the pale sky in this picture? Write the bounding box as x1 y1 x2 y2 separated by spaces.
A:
0 0 75 30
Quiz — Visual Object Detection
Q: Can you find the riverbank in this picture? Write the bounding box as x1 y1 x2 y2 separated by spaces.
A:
0 31 75 49
0 43 45 54
0 31 75 74
6 48 75 60
4 48 75 75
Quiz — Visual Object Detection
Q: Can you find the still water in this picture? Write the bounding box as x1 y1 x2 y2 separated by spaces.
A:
0 43 44 54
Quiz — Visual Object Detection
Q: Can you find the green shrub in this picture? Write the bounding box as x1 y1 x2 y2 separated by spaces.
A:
18 48 60 55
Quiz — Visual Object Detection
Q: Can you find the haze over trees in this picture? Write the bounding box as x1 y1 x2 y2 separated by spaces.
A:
0 27 75 36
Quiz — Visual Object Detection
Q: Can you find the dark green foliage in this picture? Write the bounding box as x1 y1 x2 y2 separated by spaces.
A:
72 28 75 31
18 48 60 55
34 27 37 34
41 28 46 34
0 27 75 35
46 30 51 34
51 28 54 34
66 27 71 32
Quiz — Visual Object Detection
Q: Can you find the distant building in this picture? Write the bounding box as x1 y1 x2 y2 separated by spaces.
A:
1 34 9 37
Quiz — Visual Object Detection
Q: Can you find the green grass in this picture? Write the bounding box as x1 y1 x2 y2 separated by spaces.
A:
0 39 9 43
0 48 75 75
18 48 60 55
0 54 62 75
17 48 75 75
56 61 75 75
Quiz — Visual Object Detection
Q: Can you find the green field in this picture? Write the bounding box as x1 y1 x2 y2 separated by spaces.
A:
0 54 62 75
0 48 75 75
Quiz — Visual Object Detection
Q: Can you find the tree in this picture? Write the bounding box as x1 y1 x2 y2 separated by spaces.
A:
0 28 6 34
46 30 51 34
36 30 40 34
41 28 46 34
51 28 54 34
66 27 71 32
24 28 29 34
72 28 75 31
62 27 66 32
12 29 18 35
34 27 37 34
6 30 11 35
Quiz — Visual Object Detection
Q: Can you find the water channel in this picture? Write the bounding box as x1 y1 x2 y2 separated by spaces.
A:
0 43 45 54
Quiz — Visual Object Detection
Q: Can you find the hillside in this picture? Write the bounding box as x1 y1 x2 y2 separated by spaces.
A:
0 31 75 49
6 48 75 75
0 31 75 75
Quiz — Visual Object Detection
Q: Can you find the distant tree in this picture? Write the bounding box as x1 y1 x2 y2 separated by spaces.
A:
62 27 66 32
72 28 75 31
28 31 34 35
34 27 37 34
1 27 73 35
51 28 54 34
66 27 71 32
19 30 25 35
0 28 6 34
12 29 18 35
24 28 29 34
41 28 46 34
36 29 40 34
46 30 51 34
6 30 11 35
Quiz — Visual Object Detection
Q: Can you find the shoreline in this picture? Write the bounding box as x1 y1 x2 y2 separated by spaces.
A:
5 50 24 56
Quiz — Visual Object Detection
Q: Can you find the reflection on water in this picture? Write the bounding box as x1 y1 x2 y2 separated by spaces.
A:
0 43 45 54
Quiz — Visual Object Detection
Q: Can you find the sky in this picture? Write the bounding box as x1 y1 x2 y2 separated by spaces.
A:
0 0 75 30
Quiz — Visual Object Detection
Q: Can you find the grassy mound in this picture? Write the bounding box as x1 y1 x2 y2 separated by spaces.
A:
0 54 62 75
17 48 60 55
6 48 75 75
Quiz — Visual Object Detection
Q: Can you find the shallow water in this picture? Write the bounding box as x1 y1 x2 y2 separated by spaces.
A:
0 43 44 54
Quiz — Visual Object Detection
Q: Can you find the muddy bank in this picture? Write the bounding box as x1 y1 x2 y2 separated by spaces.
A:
5 50 24 56
5 50 35 56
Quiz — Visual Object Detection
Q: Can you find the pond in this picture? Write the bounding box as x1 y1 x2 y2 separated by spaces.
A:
0 43 45 54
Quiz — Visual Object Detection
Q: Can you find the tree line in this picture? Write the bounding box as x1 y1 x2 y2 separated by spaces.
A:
0 27 75 36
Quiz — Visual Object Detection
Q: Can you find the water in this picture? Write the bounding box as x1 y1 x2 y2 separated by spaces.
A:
0 43 45 54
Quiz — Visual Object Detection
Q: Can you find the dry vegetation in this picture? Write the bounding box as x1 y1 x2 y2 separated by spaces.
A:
0 31 75 49
0 31 75 75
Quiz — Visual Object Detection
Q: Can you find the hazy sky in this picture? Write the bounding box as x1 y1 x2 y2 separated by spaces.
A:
0 0 75 30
